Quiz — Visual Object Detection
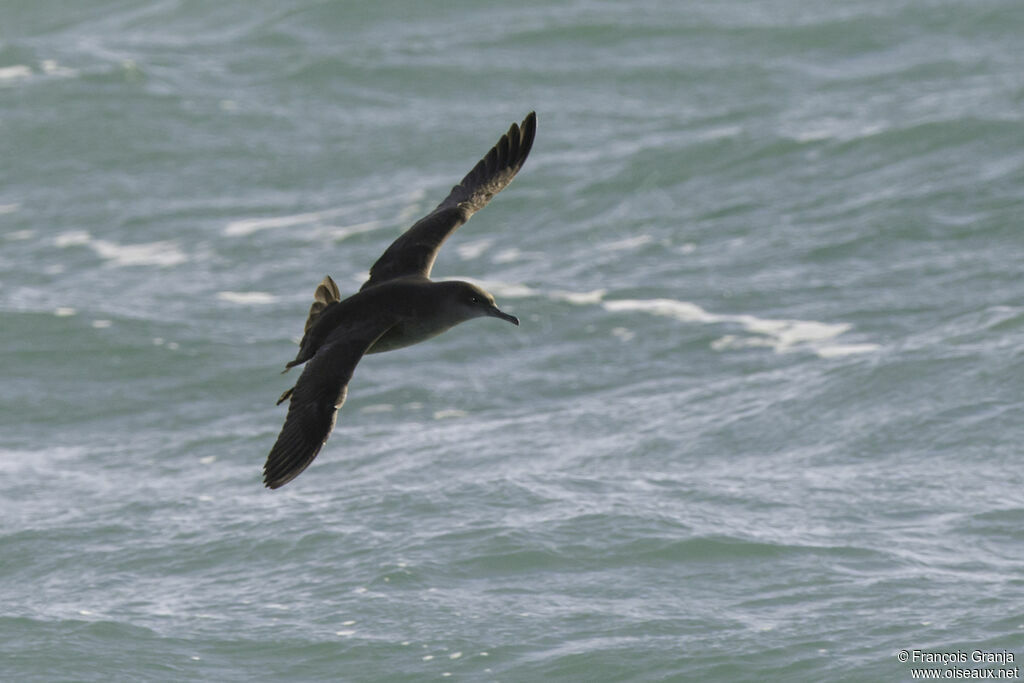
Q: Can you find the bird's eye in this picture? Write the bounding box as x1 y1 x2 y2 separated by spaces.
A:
469 296 479 304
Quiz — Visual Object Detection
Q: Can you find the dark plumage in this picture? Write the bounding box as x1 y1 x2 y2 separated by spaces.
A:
263 112 536 489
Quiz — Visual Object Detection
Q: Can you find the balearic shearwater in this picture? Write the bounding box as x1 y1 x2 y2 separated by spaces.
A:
263 112 537 489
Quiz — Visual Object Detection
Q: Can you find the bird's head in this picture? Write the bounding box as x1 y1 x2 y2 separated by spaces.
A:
439 281 519 327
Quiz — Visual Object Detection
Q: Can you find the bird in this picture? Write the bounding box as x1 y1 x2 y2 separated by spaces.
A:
263 112 537 489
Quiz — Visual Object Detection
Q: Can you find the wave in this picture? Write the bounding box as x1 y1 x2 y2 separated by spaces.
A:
53 231 186 267
216 291 278 305
0 60 78 86
473 280 878 358
224 189 426 238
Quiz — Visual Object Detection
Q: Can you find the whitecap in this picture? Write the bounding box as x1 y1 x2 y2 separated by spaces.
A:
0 203 20 215
600 234 653 251
550 289 606 305
40 59 77 77
492 247 521 263
224 193 406 237
603 297 719 324
90 239 186 267
611 327 636 342
814 343 881 358
433 409 467 420
216 291 277 305
224 208 349 236
327 220 382 241
603 297 877 358
456 238 493 260
54 231 91 247
0 65 32 82
54 231 186 266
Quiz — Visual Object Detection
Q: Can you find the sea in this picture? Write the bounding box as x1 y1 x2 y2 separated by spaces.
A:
2 1 1023 681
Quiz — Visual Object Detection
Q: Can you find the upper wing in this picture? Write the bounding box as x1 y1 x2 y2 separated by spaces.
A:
360 111 536 290
263 321 393 489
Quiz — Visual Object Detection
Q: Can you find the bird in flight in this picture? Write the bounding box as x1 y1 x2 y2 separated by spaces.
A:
263 112 537 489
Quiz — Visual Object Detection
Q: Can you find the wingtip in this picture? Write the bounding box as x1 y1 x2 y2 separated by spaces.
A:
262 460 297 489
522 111 537 135
518 111 537 160
263 470 289 489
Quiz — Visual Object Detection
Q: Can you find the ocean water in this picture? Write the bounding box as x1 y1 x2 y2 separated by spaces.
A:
2 1 1024 680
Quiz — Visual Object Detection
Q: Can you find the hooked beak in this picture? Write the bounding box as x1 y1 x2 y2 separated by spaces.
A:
486 304 519 326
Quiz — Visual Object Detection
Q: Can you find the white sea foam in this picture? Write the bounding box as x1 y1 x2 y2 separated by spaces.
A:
0 203 21 215
0 65 32 82
91 239 186 267
550 289 607 305
600 234 653 251
0 60 77 85
456 238 493 260
216 291 277 305
603 297 879 358
40 59 77 77
433 409 468 420
54 231 186 266
225 208 351 236
611 327 636 342
492 247 523 264
225 191 418 237
54 231 90 247
326 220 382 241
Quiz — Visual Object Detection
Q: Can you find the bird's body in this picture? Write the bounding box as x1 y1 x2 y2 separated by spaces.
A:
263 112 536 489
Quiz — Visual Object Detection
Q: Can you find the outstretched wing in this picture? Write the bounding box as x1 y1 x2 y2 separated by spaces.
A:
361 111 536 290
263 321 393 489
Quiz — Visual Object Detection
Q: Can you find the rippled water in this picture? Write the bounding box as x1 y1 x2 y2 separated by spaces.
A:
3 1 1024 681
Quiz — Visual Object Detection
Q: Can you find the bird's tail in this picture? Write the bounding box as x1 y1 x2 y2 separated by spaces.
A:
281 276 342 374
303 275 341 332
